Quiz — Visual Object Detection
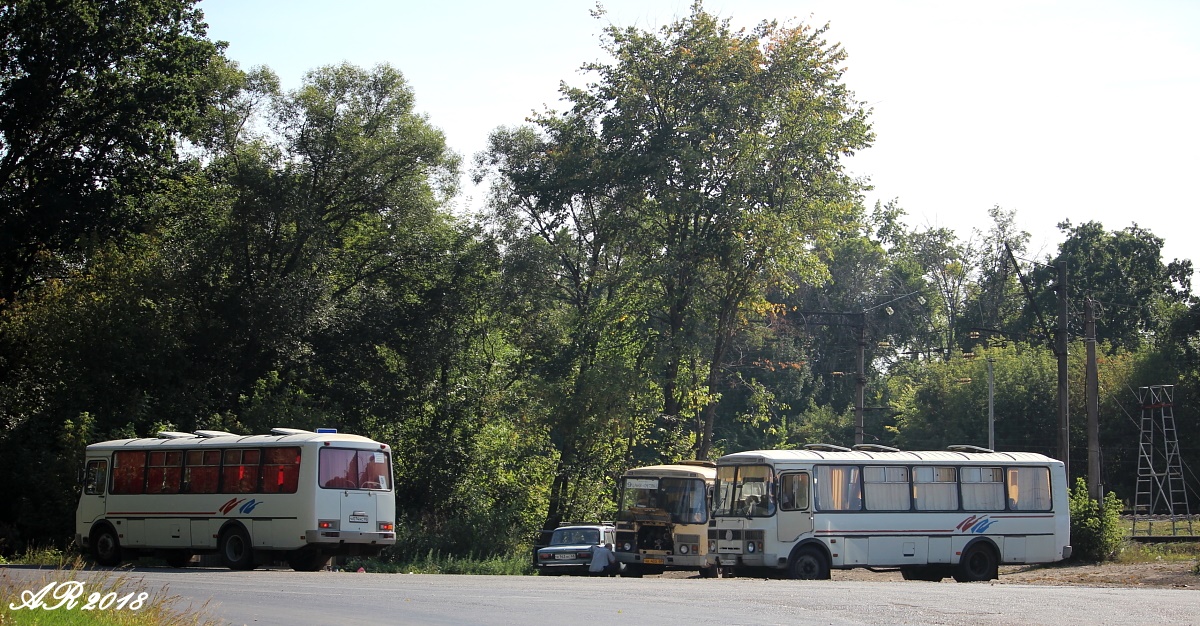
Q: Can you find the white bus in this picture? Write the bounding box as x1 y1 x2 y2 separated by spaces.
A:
75 428 396 571
709 445 1072 582
614 461 718 577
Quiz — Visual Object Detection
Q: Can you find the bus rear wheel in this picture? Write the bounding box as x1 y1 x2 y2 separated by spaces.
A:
287 547 330 572
953 543 997 582
789 547 830 580
91 525 122 567
220 525 256 570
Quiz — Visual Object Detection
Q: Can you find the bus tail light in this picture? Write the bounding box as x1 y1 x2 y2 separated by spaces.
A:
378 522 394 532
318 519 338 530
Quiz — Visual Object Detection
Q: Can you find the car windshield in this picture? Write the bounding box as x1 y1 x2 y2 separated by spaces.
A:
550 528 600 545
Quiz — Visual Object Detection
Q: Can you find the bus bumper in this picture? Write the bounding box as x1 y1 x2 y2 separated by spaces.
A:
616 553 710 569
305 530 396 546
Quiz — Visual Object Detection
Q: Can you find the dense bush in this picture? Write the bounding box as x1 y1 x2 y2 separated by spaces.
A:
1068 477 1125 561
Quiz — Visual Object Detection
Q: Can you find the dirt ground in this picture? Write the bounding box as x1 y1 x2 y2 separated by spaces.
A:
665 561 1200 588
832 561 1199 588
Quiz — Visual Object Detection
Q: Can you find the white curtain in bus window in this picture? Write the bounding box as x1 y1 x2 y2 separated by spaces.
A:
912 466 958 510
864 466 910 510
815 465 862 511
319 448 358 489
960 466 1004 510
1006 467 1051 510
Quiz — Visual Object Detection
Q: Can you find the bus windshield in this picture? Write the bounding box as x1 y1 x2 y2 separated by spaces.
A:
714 464 776 517
618 477 709 524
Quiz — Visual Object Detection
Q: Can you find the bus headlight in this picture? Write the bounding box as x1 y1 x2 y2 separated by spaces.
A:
709 540 717 552
680 544 689 555
623 542 632 551
747 542 756 554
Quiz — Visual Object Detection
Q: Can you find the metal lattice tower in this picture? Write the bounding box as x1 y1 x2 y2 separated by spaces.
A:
1132 385 1193 537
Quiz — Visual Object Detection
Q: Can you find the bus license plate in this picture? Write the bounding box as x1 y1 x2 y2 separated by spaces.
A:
349 514 369 523
643 558 664 565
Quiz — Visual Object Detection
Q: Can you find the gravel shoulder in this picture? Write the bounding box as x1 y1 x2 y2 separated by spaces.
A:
830 561 1200 589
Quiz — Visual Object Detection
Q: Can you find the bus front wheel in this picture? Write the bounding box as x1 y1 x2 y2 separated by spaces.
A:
91 525 122 567
789 547 830 580
220 525 256 571
953 543 998 582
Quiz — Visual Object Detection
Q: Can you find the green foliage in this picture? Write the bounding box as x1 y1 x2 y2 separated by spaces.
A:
1068 478 1126 562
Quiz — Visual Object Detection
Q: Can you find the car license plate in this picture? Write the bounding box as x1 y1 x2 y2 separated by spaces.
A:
349 514 368 523
554 553 574 560
643 558 664 565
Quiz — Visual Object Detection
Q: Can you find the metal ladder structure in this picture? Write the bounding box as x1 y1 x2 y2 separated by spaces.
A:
1132 385 1193 537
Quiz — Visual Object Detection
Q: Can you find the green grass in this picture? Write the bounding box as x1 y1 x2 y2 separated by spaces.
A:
1115 541 1200 564
344 550 534 575
1124 515 1199 537
0 552 221 626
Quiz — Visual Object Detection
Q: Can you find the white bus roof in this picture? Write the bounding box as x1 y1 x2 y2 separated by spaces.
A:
623 463 717 479
85 429 385 452
717 449 1061 466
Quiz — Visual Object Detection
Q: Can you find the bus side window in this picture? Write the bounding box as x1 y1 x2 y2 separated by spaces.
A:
780 474 810 511
84 460 108 495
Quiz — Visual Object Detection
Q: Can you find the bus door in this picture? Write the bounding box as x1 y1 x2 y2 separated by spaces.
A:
777 472 812 543
77 458 109 528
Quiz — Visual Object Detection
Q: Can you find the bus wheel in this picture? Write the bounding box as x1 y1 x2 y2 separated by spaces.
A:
219 525 256 571
91 525 122 567
699 563 719 578
287 547 330 572
620 564 644 578
953 543 997 582
789 547 830 580
164 550 194 568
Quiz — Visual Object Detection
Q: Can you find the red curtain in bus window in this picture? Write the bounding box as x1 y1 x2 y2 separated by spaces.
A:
221 449 260 493
145 450 183 494
261 447 301 494
183 449 220 494
319 448 358 489
111 451 147 494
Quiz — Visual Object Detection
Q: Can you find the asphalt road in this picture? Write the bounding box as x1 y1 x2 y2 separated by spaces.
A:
4 566 1198 626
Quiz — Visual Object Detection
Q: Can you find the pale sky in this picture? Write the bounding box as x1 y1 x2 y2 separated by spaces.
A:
201 0 1200 270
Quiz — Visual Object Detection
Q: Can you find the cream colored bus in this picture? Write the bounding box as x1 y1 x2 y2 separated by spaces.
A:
614 461 718 577
710 445 1071 581
75 428 396 571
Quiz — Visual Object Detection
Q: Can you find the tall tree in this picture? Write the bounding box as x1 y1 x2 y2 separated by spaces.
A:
575 4 874 458
1020 221 1192 352
0 0 219 304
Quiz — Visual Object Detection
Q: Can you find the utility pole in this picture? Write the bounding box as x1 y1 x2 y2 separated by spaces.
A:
987 357 995 450
1085 298 1101 502
1056 261 1070 472
856 315 866 445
